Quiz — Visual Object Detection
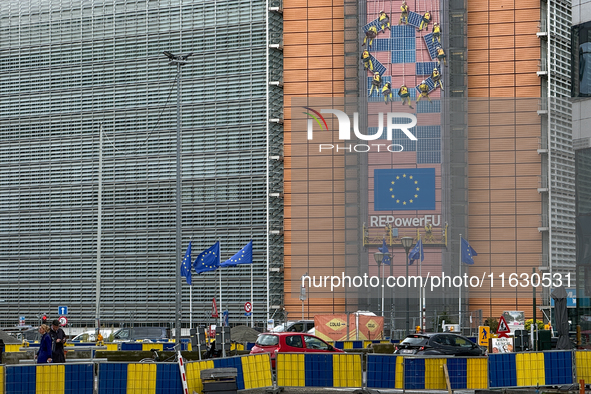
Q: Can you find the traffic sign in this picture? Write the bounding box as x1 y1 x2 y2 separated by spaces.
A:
58 306 68 316
58 316 68 326
244 302 252 313
497 315 510 338
19 316 25 326
244 312 252 317
478 326 490 346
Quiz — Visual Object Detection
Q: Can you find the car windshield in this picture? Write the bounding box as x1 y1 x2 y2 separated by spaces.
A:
400 335 428 346
256 334 279 346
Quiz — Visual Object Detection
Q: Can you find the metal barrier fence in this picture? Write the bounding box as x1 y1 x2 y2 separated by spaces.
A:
488 350 574 388
0 350 589 393
366 354 488 390
276 353 362 388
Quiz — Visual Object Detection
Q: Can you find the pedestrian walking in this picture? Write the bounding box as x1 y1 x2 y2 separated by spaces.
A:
36 324 52 363
50 319 66 363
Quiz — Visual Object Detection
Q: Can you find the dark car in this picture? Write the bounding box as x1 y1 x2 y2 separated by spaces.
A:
250 332 344 367
112 327 170 342
394 333 484 356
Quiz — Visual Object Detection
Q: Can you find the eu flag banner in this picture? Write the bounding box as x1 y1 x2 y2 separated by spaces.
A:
461 237 477 265
221 240 253 267
374 168 436 211
378 239 391 265
408 239 424 265
180 241 192 285
194 241 221 274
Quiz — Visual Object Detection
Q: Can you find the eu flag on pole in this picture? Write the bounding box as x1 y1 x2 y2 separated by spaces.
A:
378 239 391 265
180 241 192 285
374 168 436 211
194 241 221 274
461 237 477 265
408 239 424 265
221 240 253 268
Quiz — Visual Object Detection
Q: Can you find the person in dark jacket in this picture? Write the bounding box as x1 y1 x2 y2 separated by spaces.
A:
36 324 52 363
50 320 66 363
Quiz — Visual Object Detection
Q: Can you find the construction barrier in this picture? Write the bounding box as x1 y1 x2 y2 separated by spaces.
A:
97 362 185 394
185 354 272 392
489 351 574 388
276 352 362 388
5 363 93 394
576 350 591 382
366 354 488 390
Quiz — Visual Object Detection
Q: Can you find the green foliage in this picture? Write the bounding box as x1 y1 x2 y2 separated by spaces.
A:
525 319 544 331
484 317 498 333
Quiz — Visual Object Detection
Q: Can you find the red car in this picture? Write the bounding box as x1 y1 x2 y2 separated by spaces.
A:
249 332 344 367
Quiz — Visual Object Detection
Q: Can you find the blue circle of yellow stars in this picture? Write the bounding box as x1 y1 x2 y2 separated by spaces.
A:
199 250 218 269
389 174 420 206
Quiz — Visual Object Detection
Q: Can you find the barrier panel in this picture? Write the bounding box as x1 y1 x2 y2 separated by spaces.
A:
367 354 487 390
576 350 591 382
334 341 364 349
276 352 362 388
490 351 574 388
97 362 184 394
5 363 93 394
185 354 272 393
4 345 21 353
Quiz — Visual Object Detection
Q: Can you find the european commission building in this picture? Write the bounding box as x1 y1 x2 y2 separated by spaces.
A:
0 0 284 328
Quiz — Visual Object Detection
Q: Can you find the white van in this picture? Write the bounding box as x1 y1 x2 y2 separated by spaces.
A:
71 329 114 342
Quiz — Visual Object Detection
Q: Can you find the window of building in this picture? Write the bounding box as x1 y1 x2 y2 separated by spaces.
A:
572 21 591 97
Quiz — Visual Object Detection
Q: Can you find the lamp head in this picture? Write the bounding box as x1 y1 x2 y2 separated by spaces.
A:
374 251 384 264
401 236 414 251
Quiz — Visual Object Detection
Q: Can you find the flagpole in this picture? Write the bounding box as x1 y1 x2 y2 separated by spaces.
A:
190 285 192 330
419 237 422 332
459 234 462 333
250 261 254 328
219 251 222 328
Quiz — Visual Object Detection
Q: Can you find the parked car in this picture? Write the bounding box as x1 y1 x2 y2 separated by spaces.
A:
271 320 314 333
111 327 170 342
250 332 344 367
71 329 114 342
394 333 484 356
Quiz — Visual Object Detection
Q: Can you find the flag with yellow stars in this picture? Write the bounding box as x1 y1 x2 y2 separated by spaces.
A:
194 241 220 274
221 240 253 268
181 241 193 285
374 168 436 211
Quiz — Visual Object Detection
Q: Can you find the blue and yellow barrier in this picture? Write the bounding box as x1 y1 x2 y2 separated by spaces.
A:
186 354 273 392
489 351 574 388
5 364 93 394
367 354 488 390
576 350 591 382
276 352 362 388
98 362 184 394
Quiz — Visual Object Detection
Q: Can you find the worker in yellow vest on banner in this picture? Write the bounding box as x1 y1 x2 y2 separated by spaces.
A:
419 11 432 31
432 23 441 44
399 1 409 25
416 80 431 103
436 46 447 66
432 67 443 90
361 50 374 72
363 26 378 49
398 84 414 109
369 72 382 96
382 82 393 103
378 10 391 32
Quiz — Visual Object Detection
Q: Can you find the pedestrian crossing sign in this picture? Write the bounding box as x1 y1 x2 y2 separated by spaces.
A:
478 326 490 346
497 315 510 338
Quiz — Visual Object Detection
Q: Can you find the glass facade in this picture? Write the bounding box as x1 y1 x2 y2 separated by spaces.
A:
0 0 283 327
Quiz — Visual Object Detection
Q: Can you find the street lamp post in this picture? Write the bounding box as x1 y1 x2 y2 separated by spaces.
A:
373 251 384 316
164 51 193 344
401 237 414 336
